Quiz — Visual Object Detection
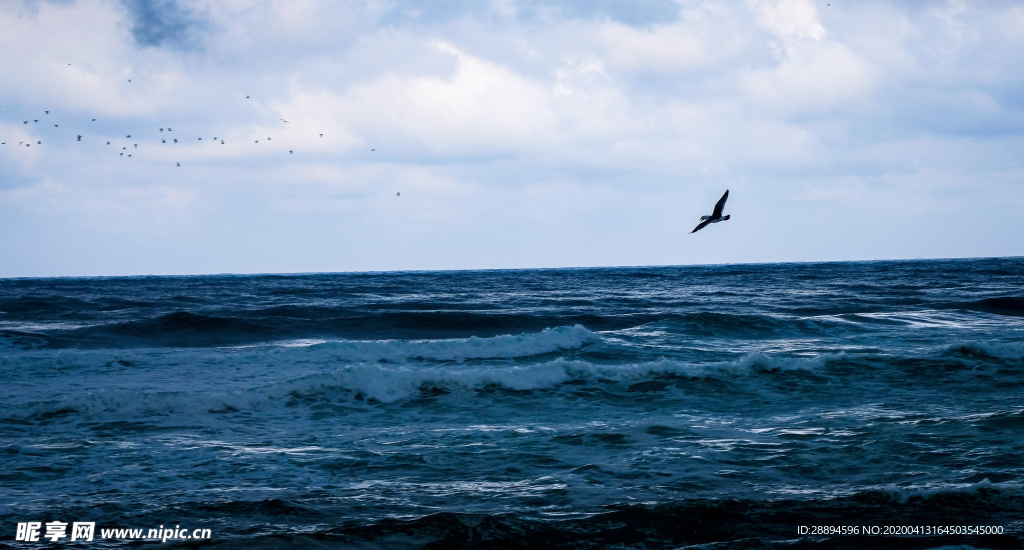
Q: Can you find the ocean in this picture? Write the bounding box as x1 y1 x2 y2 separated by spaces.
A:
2 257 1023 549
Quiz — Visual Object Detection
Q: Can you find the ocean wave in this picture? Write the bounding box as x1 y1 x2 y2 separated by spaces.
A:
297 324 599 362
177 485 1022 550
14 351 832 418
945 341 1024 360
949 296 1024 317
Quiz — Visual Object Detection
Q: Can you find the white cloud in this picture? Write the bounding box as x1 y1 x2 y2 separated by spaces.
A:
0 0 1022 276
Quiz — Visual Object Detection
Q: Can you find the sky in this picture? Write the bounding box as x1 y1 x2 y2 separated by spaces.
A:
1 0 1022 277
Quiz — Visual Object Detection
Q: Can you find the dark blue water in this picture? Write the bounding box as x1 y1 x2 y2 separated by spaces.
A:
2 258 1023 548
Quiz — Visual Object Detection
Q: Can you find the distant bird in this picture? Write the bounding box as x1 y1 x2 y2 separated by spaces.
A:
198 137 202 140
177 162 180 166
173 139 178 143
33 120 37 122
37 141 41 144
54 124 58 127
267 137 271 140
396 192 400 196
371 148 375 151
281 119 289 123
134 144 137 148
690 189 731 234
77 135 81 141
160 128 164 132
45 111 49 114
120 152 123 156
128 79 131 82
162 139 166 143
289 150 293 154
92 119 96 121
23 121 27 124
220 140 224 144
246 95 250 98
319 134 323 138
126 135 131 138
168 128 172 131
255 140 258 143
106 141 110 145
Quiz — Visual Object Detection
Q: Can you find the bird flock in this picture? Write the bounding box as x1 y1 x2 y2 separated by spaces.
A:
0 94 375 167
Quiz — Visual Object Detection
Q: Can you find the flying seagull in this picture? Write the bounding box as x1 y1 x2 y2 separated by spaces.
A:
690 189 731 234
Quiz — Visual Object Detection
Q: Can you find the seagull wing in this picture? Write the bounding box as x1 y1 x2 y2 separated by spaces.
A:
690 219 712 234
711 189 729 218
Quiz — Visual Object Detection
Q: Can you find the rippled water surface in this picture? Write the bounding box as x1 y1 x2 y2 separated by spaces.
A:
2 258 1023 548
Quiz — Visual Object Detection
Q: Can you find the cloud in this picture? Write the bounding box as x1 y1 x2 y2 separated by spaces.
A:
121 0 206 49
0 0 1023 276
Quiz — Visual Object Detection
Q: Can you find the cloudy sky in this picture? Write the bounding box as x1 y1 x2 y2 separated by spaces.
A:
1 0 1022 277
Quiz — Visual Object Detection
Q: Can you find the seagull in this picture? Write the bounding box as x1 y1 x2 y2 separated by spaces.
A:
690 189 731 234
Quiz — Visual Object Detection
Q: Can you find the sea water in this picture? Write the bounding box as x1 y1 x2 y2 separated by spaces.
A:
2 258 1023 548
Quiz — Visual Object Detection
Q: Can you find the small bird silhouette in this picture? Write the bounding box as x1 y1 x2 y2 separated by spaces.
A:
77 135 81 141
220 140 224 144
92 119 96 121
319 134 323 138
173 139 178 143
289 150 293 154
396 192 400 196
162 139 166 143
371 148 375 151
177 162 180 166
45 111 49 114
126 135 131 138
